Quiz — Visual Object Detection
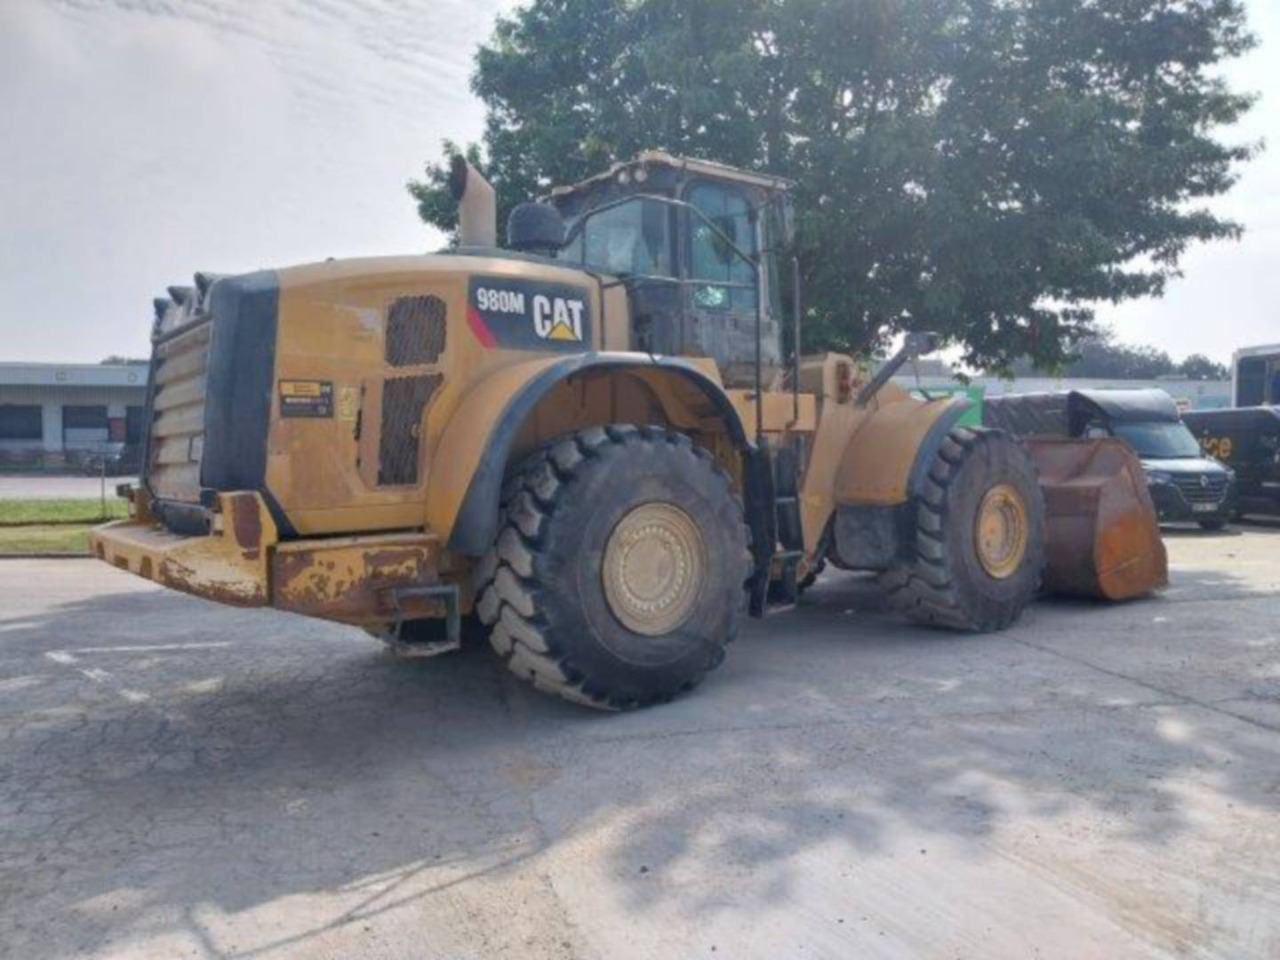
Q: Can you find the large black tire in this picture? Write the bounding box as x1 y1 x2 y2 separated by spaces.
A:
473 424 751 710
880 427 1045 631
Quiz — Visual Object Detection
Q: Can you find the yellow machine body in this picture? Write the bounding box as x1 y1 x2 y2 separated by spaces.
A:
89 153 1001 633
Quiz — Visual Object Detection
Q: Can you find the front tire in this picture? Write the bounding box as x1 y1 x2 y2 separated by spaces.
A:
880 427 1045 631
475 425 751 710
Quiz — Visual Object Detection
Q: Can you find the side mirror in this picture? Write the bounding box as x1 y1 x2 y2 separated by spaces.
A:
775 193 796 247
903 331 941 359
856 330 943 406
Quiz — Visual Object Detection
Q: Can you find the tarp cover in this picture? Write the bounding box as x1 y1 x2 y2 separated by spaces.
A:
983 388 1179 437
982 392 1071 437
1072 388 1180 425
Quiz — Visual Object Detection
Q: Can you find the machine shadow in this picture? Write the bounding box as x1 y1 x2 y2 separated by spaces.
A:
2 572 1278 956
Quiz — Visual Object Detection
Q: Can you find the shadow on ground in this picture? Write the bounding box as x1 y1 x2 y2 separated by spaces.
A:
1 562 1278 957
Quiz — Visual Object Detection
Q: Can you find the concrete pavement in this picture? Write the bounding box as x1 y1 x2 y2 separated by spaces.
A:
1 527 1278 959
0 475 136 500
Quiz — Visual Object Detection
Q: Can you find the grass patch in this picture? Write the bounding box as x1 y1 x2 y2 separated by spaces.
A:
0 498 128 526
0 524 95 555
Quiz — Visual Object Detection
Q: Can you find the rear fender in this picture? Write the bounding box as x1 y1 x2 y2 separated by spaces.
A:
426 352 755 557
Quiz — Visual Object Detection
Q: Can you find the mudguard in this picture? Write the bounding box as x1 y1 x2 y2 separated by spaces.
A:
426 351 754 557
833 395 972 507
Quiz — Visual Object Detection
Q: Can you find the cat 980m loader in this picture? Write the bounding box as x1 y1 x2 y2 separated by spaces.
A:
92 151 1158 709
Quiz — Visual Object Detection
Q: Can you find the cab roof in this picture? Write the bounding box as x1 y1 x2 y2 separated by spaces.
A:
549 150 793 199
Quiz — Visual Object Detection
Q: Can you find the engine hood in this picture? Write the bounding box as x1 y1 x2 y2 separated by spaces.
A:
1140 457 1230 475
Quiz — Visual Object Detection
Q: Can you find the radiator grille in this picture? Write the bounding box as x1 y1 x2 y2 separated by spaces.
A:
1171 473 1229 504
378 374 443 486
147 320 212 502
386 296 447 367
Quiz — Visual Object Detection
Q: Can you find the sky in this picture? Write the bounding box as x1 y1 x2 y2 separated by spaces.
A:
0 0 1275 366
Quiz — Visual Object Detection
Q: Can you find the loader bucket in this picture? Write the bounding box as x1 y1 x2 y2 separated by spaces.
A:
1025 437 1168 601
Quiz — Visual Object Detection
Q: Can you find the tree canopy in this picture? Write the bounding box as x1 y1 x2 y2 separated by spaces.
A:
1001 327 1229 380
409 0 1256 370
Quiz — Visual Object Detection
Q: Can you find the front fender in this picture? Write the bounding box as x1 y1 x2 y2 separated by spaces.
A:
834 397 972 507
426 352 752 557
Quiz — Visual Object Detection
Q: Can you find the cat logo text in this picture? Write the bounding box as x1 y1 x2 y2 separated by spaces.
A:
532 295 586 342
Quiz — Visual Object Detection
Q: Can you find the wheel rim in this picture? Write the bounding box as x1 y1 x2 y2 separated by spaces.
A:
974 483 1029 580
602 502 708 636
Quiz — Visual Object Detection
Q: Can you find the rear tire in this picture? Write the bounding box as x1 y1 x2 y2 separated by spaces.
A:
474 425 751 710
880 427 1045 631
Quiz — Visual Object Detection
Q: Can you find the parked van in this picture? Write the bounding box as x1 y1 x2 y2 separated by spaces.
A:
984 389 1236 529
1182 406 1280 518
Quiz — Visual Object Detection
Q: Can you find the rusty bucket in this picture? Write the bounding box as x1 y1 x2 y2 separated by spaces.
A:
1025 437 1168 601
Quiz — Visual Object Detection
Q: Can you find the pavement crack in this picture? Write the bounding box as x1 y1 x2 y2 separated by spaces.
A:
1007 636 1280 735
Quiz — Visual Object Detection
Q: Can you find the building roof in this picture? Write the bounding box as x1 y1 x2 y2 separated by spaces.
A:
1233 343 1280 362
0 363 147 388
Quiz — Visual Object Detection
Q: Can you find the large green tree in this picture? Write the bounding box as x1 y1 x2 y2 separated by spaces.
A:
410 0 1256 370
1001 327 1230 379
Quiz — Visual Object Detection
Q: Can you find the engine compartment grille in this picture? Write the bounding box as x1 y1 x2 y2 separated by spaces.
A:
1171 473 1229 504
146 318 211 502
377 374 443 486
386 295 447 366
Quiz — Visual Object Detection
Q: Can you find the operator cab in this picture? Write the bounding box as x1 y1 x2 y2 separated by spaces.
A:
545 152 795 388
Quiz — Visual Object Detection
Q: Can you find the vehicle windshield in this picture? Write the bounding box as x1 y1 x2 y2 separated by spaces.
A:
559 197 673 278
1112 421 1203 459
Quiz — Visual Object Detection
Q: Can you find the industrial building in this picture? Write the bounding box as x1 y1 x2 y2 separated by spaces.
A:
0 363 147 468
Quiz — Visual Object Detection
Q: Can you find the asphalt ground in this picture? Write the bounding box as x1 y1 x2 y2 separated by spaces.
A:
1 525 1278 959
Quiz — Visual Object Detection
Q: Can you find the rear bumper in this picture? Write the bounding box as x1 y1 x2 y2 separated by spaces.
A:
90 491 446 626
89 491 278 607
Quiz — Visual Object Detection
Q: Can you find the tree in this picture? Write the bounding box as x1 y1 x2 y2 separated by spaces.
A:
409 0 1256 370
1000 327 1229 380
1178 353 1229 381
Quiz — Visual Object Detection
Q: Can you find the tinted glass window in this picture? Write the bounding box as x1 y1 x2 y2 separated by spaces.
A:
563 198 672 278
1237 357 1266 406
1112 421 1203 459
63 405 108 430
126 406 145 443
687 183 757 313
765 202 786 321
0 405 42 440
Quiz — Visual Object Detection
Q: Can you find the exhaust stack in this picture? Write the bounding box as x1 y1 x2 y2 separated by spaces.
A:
450 155 497 248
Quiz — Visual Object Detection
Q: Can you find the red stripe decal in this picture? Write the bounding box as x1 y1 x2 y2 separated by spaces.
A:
466 304 497 348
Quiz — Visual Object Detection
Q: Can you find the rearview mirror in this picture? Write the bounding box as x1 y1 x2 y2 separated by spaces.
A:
774 193 796 247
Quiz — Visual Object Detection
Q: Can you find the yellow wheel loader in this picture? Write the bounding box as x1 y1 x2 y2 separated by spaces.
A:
91 151 1157 709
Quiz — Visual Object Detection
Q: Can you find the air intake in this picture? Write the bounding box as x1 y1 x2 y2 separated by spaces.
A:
386 296 447 366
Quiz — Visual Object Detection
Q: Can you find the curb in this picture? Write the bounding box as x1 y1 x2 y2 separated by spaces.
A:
0 553 92 560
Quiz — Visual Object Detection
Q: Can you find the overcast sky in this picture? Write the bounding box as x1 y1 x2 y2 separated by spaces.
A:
1 0 1275 365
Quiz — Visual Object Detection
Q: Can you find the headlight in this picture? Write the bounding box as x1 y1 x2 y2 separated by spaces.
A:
1146 471 1173 485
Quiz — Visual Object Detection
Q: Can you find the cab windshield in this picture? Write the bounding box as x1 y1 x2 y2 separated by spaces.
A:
1112 421 1203 459
559 198 672 278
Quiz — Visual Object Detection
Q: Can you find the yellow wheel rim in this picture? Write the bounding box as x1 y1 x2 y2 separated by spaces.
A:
974 483 1029 580
602 502 707 636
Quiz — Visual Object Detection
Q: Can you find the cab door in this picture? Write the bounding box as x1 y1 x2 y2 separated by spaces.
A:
682 180 773 387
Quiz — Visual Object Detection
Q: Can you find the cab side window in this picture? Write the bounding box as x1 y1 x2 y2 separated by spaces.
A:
687 183 758 313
